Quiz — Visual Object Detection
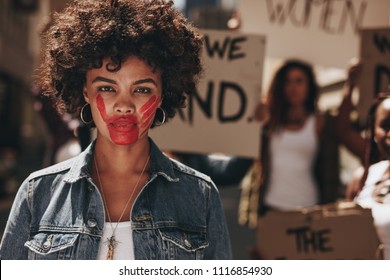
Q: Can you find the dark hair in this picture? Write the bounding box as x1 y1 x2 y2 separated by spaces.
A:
266 59 318 132
359 92 390 189
38 0 203 125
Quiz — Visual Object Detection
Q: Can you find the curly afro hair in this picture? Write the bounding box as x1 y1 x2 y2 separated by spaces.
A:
38 0 203 125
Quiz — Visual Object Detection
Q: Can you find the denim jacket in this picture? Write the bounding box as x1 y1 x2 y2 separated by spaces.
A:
0 138 232 260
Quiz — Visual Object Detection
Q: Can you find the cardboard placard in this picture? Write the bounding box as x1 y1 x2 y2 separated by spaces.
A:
150 29 265 158
257 202 381 259
238 0 390 68
357 27 390 126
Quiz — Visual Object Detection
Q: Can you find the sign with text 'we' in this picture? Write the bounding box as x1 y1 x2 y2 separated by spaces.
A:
150 30 265 158
358 27 390 125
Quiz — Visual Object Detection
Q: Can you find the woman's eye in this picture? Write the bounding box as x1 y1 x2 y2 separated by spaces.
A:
134 87 152 94
98 86 115 92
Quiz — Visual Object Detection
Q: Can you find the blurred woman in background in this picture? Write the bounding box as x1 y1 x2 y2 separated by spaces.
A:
239 59 365 238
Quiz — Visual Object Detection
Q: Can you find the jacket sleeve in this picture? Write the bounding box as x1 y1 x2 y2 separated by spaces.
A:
0 178 32 259
203 181 232 259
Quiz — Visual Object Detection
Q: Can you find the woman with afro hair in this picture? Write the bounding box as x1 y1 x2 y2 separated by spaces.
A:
0 0 232 260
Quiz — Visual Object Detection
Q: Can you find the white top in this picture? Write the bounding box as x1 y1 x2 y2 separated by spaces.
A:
264 115 319 210
356 160 390 259
97 221 135 260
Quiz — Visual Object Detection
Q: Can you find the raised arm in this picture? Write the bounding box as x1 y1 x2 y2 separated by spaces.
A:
335 62 365 162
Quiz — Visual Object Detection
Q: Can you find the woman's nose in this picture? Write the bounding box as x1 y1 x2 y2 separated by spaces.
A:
114 95 135 114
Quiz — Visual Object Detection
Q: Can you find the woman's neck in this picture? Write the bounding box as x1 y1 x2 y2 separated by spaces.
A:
94 136 151 175
285 105 309 125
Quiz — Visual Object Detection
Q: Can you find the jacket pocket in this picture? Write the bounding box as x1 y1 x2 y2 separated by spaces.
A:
25 232 79 260
159 227 208 259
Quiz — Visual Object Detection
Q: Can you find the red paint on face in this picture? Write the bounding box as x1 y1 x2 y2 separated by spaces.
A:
139 96 160 132
96 95 139 145
96 95 161 145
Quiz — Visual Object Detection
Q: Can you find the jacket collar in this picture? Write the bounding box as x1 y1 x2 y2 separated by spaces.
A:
64 137 179 183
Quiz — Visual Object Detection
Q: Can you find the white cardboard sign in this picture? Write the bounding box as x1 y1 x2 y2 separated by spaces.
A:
150 30 265 158
238 0 390 68
358 27 390 124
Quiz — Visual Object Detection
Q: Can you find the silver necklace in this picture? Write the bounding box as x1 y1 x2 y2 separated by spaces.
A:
93 154 150 260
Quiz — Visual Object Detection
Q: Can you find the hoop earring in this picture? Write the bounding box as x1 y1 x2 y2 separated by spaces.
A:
154 107 166 126
80 103 93 125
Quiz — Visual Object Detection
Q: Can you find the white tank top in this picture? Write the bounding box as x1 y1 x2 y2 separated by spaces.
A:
264 115 319 210
97 221 134 260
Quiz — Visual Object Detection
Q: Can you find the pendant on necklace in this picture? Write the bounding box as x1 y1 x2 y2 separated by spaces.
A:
106 236 118 260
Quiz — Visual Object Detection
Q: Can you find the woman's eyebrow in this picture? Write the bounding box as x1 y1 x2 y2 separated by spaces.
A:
91 77 157 86
133 78 158 86
92 76 117 84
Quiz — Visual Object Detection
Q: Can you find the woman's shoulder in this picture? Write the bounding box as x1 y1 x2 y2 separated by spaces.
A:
315 110 340 137
357 160 390 207
12 156 83 205
28 158 74 179
366 160 390 182
168 156 213 185
27 142 94 182
27 152 88 182
151 140 213 186
359 161 389 195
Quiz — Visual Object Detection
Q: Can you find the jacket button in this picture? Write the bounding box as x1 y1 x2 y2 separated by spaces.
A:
42 241 51 250
87 218 97 228
42 235 53 250
88 185 94 192
184 238 191 248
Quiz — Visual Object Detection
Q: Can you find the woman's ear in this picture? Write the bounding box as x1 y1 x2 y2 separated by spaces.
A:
83 86 90 103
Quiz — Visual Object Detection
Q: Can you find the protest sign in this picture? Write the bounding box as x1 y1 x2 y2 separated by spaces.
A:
150 30 265 158
238 0 390 68
357 27 390 124
257 202 382 259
